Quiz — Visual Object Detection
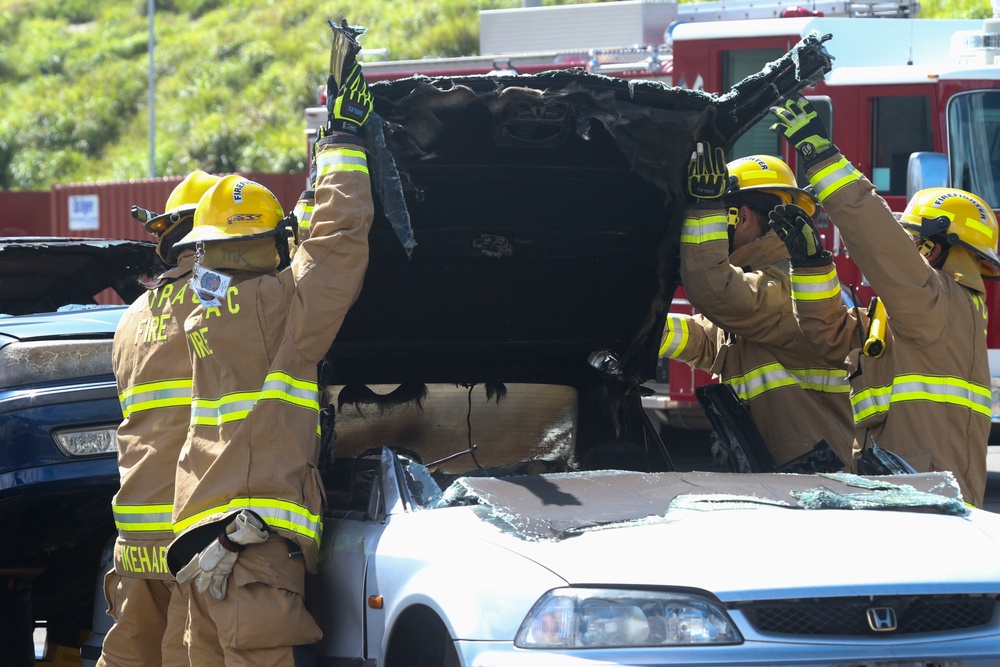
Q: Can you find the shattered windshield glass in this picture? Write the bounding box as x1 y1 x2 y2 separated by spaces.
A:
325 383 967 541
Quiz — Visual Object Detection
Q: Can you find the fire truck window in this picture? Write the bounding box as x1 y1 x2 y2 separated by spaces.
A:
872 95 933 196
723 48 783 159
948 91 1000 209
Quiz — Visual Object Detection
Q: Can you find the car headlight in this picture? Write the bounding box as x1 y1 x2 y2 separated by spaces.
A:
0 340 113 387
54 427 118 456
515 588 742 648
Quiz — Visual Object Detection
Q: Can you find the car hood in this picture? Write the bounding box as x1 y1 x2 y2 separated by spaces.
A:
0 307 126 343
326 38 833 387
436 470 1000 600
0 237 161 316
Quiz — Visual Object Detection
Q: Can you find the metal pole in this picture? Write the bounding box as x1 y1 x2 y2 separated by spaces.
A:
148 0 155 178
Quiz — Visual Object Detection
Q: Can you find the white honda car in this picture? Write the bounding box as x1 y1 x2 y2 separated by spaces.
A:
304 46 1000 667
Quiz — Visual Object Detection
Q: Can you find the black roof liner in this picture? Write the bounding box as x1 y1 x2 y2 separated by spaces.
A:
326 36 833 387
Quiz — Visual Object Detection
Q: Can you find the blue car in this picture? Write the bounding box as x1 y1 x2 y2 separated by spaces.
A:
0 237 161 664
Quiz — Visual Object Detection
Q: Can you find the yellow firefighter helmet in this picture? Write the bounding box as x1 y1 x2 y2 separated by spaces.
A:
899 187 1000 278
175 175 287 248
726 155 818 219
133 170 221 264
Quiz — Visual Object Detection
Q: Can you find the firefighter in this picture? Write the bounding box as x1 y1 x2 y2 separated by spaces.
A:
99 170 221 667
661 144 856 469
164 22 374 664
769 94 996 507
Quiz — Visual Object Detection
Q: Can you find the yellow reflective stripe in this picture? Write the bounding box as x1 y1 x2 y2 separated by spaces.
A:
851 374 992 423
294 202 314 229
680 212 729 245
173 497 322 545
726 362 849 400
659 314 690 358
725 362 798 401
191 372 319 427
113 503 173 532
317 147 369 177
119 379 192 418
787 367 851 393
260 371 319 408
790 266 840 301
809 157 862 200
741 170 779 183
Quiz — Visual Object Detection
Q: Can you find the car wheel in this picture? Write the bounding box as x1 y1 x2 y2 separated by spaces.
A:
383 605 458 667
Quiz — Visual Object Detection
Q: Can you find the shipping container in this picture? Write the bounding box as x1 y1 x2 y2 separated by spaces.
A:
51 174 307 240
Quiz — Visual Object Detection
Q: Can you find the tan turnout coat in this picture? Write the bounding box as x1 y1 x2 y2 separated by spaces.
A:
661 204 857 468
790 153 990 506
167 139 373 574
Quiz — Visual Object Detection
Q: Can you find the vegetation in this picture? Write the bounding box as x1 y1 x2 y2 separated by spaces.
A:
0 0 986 190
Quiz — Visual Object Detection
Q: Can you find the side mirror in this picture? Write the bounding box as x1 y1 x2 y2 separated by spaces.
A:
907 152 949 199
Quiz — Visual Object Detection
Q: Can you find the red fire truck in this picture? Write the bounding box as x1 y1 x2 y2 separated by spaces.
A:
657 13 1000 437
305 1 1000 436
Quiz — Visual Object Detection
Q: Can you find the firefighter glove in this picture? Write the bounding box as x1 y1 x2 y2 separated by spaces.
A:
327 19 372 136
767 204 832 268
176 510 269 601
769 96 837 169
686 141 730 204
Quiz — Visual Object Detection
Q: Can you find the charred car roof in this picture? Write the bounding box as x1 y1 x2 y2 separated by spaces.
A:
327 36 832 387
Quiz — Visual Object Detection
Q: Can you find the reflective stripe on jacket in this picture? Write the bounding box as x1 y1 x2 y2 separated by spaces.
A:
111 258 201 579
790 152 990 506
167 140 373 575
666 206 858 468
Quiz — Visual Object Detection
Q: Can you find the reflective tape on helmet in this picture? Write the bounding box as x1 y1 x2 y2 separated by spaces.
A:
119 379 193 418
316 146 369 177
174 497 323 545
809 157 862 200
851 374 992 423
681 212 729 245
659 314 690 358
113 503 173 532
790 266 841 301
191 371 320 427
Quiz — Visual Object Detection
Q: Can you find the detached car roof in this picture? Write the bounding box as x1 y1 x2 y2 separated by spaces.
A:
328 38 832 387
0 237 162 316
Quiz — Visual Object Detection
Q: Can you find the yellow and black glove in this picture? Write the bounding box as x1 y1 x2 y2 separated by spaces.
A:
767 204 832 268
326 19 373 136
686 141 730 206
769 95 837 169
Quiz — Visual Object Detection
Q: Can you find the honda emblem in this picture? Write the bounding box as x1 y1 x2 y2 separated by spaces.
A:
866 606 897 632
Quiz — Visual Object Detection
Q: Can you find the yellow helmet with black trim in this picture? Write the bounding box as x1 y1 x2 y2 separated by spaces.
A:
133 170 221 264
899 187 1000 278
726 155 818 219
175 175 286 248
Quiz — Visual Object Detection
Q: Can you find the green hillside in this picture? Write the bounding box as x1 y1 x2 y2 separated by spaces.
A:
0 0 985 191
0 0 540 190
